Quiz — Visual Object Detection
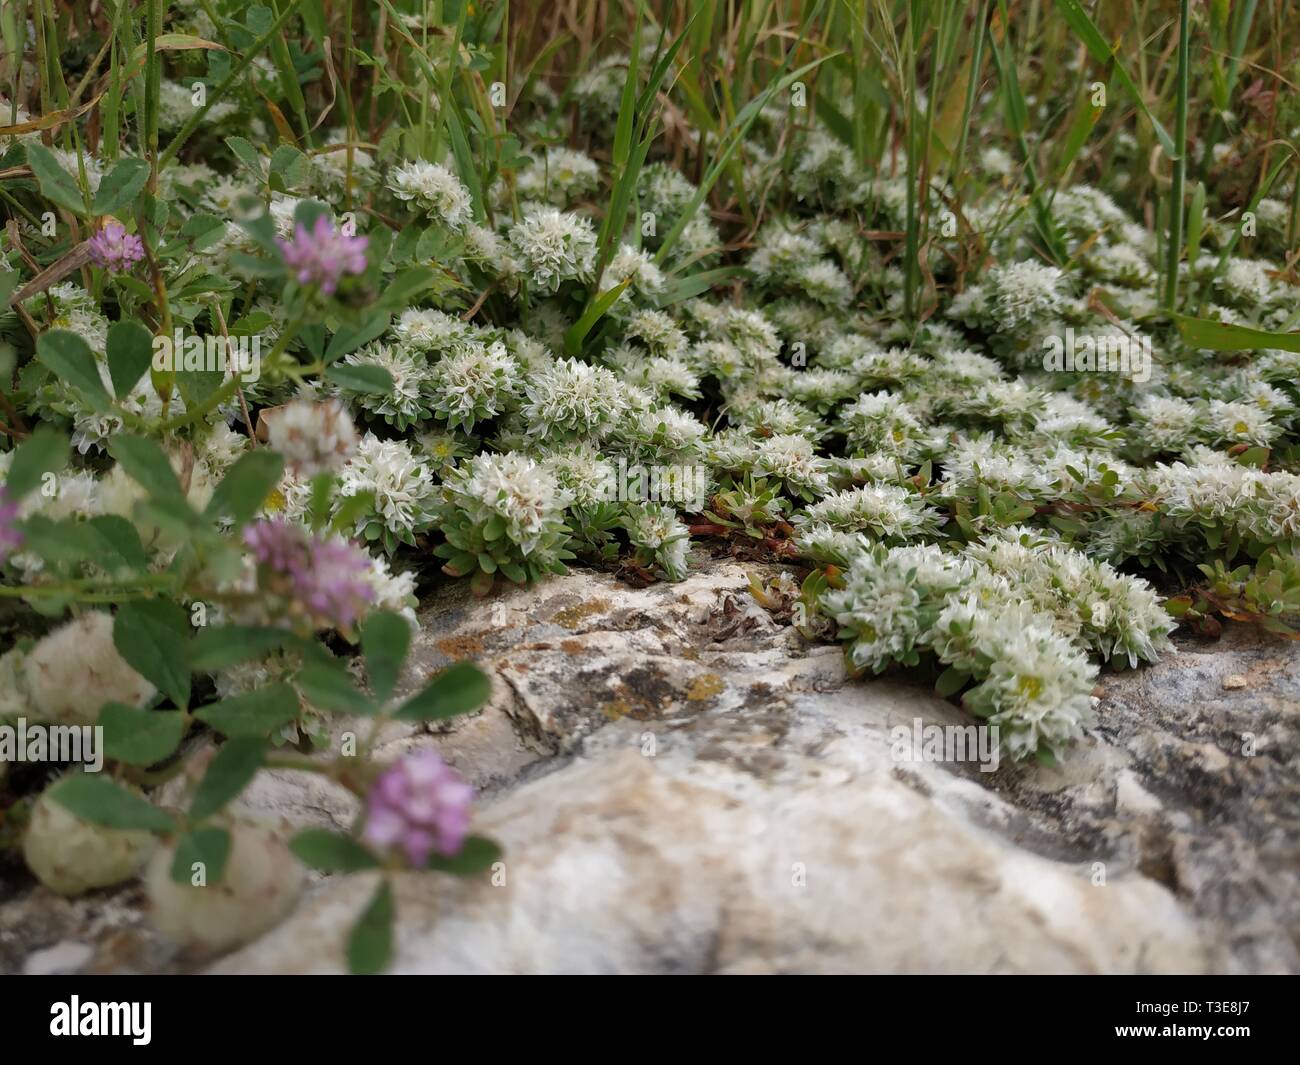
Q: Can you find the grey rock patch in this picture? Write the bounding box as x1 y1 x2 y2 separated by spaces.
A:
4 560 1296 973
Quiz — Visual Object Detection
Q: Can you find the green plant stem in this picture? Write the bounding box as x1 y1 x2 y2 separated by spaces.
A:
951 1 990 189
1162 0 1190 311
902 3 917 323
0 574 177 598
344 0 356 210
1 0 20 120
1198 0 1259 174
30 0 49 118
104 4 123 163
0 185 43 229
1288 162 1300 252
144 0 162 192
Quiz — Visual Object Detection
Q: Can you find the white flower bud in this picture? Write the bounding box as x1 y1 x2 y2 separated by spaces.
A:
265 398 358 476
144 817 305 955
24 612 156 726
23 783 155 896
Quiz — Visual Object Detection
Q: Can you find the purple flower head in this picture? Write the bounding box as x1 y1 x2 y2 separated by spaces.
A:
0 487 23 565
362 751 475 867
276 215 369 295
87 222 145 272
243 518 374 631
299 536 374 631
244 517 310 574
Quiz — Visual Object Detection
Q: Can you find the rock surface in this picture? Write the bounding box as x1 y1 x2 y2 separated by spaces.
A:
3 559 1297 973
215 560 1295 974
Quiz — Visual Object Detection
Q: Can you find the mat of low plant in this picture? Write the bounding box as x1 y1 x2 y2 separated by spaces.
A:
0 0 1298 971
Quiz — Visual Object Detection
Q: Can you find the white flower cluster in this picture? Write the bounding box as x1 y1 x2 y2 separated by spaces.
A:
604 244 666 301
337 434 440 552
426 339 521 431
749 222 853 308
433 452 574 587
266 398 358 476
507 207 598 292
950 260 1071 334
820 543 1098 760
1129 392 1284 454
386 160 473 229
964 526 1176 668
752 433 832 500
623 503 692 581
1143 449 1300 549
392 307 479 354
796 483 941 543
514 147 601 206
520 357 627 441
19 63 1300 788
338 342 436 430
839 392 931 462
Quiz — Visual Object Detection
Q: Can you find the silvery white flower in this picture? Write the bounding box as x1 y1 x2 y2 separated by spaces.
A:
521 357 627 441
623 308 688 357
605 244 665 299
391 308 478 354
386 160 472 229
267 398 358 476
753 433 831 498
338 434 439 549
1206 399 1279 447
797 484 940 541
514 147 600 206
338 342 434 430
507 206 598 292
542 443 617 508
623 503 691 581
426 340 521 431
983 260 1068 331
448 452 571 555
